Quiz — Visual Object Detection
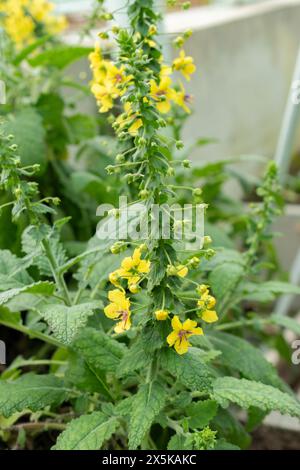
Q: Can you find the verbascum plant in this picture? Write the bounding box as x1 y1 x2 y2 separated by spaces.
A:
90 1 216 357
1 0 300 452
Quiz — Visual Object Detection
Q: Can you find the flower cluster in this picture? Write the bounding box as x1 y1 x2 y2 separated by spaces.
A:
89 39 196 117
104 246 150 333
0 0 67 48
92 7 217 355
196 284 218 323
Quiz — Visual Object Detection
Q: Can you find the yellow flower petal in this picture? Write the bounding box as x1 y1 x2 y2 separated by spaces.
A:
128 118 143 136
183 318 197 331
137 259 150 273
104 303 118 319
167 330 178 346
177 265 188 278
201 310 218 323
171 315 182 332
174 337 190 355
190 327 204 336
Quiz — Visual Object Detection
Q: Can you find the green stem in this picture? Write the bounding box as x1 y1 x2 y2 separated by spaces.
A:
41 238 72 306
0 319 64 349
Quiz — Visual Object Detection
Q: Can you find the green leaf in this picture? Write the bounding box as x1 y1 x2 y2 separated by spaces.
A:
186 400 218 430
0 281 55 306
209 263 244 302
128 381 167 449
271 314 300 335
161 347 214 392
213 377 300 418
22 226 67 277
167 434 187 450
3 108 46 169
212 408 250 449
65 115 97 144
0 250 33 290
0 374 68 418
65 352 107 394
40 303 101 345
117 338 151 377
242 281 300 302
13 35 51 65
209 331 284 389
53 412 118 450
28 45 93 69
72 327 126 373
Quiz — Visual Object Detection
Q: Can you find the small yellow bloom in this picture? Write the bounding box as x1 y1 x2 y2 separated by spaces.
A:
197 287 218 324
173 83 193 114
176 265 188 278
109 247 150 292
201 310 218 323
128 118 143 136
167 316 203 355
155 309 169 321
116 102 143 136
150 76 175 114
173 50 196 81
167 264 188 278
196 284 209 295
104 289 131 333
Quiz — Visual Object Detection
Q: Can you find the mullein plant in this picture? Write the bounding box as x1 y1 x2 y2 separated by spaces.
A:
1 0 300 452
89 1 213 354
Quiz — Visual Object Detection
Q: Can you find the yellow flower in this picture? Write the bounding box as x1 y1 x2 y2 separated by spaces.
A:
167 316 203 355
2 0 67 48
128 118 143 136
91 82 119 113
201 310 218 323
104 289 131 333
173 83 193 114
116 102 143 136
173 50 196 81
108 247 150 292
150 76 175 114
155 309 169 321
197 288 218 324
167 264 188 278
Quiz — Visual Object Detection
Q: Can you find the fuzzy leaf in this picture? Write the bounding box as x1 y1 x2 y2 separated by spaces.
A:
3 108 46 168
213 377 300 418
271 314 300 336
0 250 33 289
186 400 218 430
28 45 93 69
209 331 285 389
128 381 167 449
0 281 55 306
72 327 126 373
161 347 214 392
53 412 118 450
209 262 244 301
40 302 101 345
0 374 68 418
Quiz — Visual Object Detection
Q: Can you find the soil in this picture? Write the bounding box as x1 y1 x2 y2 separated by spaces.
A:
251 425 300 450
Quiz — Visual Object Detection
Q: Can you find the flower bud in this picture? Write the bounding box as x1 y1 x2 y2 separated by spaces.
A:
193 188 202 197
175 140 184 150
98 32 109 40
203 235 212 246
148 25 157 35
139 189 150 199
115 154 125 163
182 159 191 168
155 309 169 321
